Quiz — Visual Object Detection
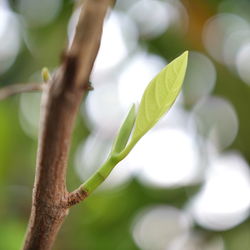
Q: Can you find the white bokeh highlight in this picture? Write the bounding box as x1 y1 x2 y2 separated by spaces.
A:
203 14 249 63
18 0 62 26
223 29 250 70
192 96 238 150
169 232 225 250
132 205 192 250
236 42 250 85
19 93 41 138
0 1 21 74
128 0 186 38
68 9 138 74
85 80 125 138
183 51 217 104
189 152 250 231
123 126 200 188
118 51 166 110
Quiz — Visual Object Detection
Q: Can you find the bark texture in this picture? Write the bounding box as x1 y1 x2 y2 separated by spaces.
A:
23 1 112 249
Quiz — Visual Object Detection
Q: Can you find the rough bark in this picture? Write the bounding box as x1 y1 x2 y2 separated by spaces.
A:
23 1 112 249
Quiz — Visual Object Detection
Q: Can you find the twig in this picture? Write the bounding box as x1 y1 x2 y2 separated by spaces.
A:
0 83 43 101
23 1 112 249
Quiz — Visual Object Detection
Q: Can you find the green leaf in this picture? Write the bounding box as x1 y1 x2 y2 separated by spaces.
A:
111 104 136 154
81 51 189 194
117 51 188 161
130 51 188 143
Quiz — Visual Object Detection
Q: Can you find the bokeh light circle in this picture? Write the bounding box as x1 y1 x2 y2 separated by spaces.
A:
182 51 216 104
236 42 250 85
192 96 238 149
169 232 225 250
123 127 200 188
132 205 192 250
85 81 125 138
69 9 138 73
0 3 21 74
128 0 186 38
203 13 249 63
118 51 166 110
18 0 62 27
189 152 250 231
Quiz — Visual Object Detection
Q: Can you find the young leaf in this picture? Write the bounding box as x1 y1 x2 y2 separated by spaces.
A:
111 104 136 154
81 51 188 194
131 51 188 142
118 51 188 160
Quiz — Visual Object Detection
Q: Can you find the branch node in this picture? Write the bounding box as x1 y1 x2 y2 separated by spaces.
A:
65 188 88 208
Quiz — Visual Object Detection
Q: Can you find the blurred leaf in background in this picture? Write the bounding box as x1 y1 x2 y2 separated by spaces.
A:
1 0 250 249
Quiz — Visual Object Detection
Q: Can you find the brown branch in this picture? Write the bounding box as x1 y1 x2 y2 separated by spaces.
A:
0 83 43 100
23 1 112 249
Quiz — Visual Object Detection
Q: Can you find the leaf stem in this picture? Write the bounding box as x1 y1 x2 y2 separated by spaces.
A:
80 138 141 194
81 156 119 194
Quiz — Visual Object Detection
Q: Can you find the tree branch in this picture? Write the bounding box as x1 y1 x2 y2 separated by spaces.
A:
23 1 112 249
0 83 43 100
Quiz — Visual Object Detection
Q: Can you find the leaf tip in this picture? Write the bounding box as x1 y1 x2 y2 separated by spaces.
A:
177 50 189 76
181 50 189 63
183 50 189 56
131 103 136 113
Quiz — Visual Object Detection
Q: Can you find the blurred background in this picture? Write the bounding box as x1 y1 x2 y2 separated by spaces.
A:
1 0 250 249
